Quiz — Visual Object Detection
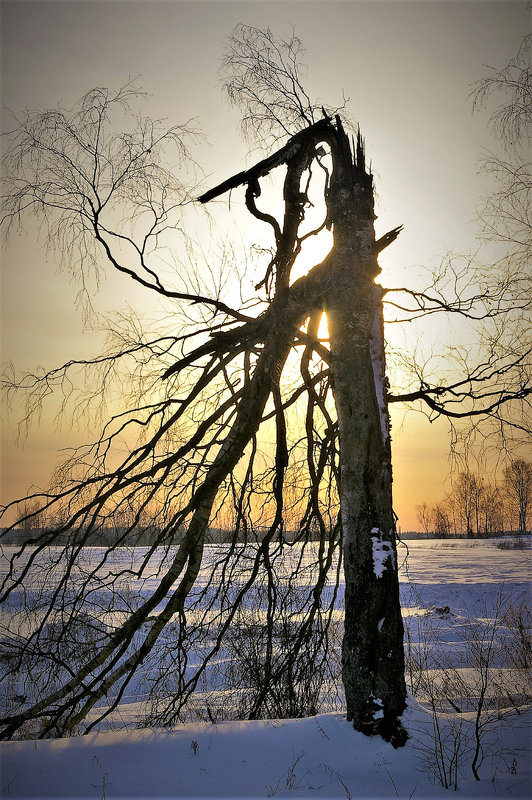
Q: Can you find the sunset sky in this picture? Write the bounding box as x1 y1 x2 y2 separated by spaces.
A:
1 0 528 530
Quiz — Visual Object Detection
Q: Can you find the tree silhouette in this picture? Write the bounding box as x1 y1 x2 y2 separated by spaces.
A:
1 27 529 744
504 459 532 534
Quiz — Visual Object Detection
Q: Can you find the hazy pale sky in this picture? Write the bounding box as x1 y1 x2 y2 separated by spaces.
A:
1 0 528 529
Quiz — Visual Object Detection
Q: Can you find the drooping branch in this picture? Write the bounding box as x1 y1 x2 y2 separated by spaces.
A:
1 116 344 740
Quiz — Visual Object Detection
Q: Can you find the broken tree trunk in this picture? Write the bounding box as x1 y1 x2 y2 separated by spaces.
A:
325 122 407 746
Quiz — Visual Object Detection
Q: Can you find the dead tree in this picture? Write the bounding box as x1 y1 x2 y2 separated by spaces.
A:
197 116 407 742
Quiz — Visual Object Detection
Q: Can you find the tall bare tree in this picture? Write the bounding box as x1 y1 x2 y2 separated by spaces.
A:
504 459 532 534
416 502 433 537
0 27 530 745
453 471 483 538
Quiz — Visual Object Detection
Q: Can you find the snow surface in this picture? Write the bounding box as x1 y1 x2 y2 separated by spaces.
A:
2 703 531 799
1 539 531 799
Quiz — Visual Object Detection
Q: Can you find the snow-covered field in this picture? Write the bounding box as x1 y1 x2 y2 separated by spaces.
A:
1 538 531 799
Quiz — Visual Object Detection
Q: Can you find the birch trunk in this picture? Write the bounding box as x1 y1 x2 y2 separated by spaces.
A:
326 125 407 745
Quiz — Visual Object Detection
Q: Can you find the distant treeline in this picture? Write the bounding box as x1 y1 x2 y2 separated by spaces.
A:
2 526 530 548
0 526 324 547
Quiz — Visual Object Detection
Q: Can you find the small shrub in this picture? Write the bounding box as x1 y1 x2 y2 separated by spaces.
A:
225 616 326 719
495 537 528 550
405 589 531 789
